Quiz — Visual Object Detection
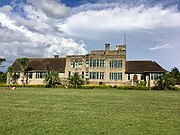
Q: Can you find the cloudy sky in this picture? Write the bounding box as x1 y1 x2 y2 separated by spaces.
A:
0 0 180 71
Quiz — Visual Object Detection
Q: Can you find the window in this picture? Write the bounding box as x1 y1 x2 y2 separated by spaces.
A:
100 72 105 79
68 71 71 78
110 61 113 68
109 72 122 80
141 74 144 80
100 60 105 67
36 72 45 79
110 72 113 80
89 59 105 67
151 73 162 80
110 60 122 68
86 60 89 67
92 60 96 67
71 61 83 68
82 71 84 78
117 60 122 68
28 72 33 79
96 60 99 67
14 72 20 79
128 74 131 80
117 73 122 80
90 72 104 79
86 72 89 78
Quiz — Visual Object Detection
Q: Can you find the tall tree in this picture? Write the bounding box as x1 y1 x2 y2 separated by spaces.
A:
0 72 7 84
0 58 6 69
17 58 29 86
0 58 6 83
7 66 14 84
169 67 180 84
43 70 60 87
69 72 84 88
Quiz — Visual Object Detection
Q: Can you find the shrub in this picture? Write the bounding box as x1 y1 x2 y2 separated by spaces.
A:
0 84 47 88
139 81 147 86
99 82 106 85
117 85 149 90
151 86 180 91
80 85 113 89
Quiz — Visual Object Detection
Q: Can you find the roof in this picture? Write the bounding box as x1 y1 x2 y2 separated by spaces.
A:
126 61 166 73
12 58 66 73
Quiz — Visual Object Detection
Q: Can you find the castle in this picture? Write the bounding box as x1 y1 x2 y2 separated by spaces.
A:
11 43 166 86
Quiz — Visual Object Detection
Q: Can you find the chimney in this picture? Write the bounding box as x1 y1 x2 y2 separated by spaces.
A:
54 55 59 58
105 43 110 54
116 45 118 51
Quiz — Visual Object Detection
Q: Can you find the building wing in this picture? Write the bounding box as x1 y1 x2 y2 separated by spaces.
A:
12 58 66 73
125 61 166 74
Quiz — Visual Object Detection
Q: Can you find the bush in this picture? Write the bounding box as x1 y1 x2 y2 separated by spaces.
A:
0 72 7 84
0 84 47 88
0 83 150 90
139 81 147 86
151 86 180 91
99 82 105 85
80 85 113 89
0 83 7 87
80 85 149 90
117 85 149 90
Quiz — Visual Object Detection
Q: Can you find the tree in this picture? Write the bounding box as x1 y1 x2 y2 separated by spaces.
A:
0 58 6 69
7 66 14 84
17 58 29 86
169 67 180 84
0 58 7 84
154 73 176 90
0 72 7 84
69 72 84 88
43 70 60 87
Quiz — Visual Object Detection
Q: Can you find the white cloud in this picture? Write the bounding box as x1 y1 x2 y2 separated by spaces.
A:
0 5 12 14
57 3 180 70
0 11 87 56
59 4 180 39
27 0 71 18
0 0 180 71
148 42 172 51
0 1 87 71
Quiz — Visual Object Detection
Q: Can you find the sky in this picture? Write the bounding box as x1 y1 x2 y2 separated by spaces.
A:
0 0 180 72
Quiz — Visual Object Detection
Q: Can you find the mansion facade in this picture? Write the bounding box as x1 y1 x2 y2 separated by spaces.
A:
11 43 166 87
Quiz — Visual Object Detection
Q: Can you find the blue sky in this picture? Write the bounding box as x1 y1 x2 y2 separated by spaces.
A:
0 0 180 71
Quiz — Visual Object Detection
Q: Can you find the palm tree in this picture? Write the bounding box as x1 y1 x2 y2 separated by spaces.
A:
17 58 29 86
155 73 176 90
43 70 60 87
69 72 84 88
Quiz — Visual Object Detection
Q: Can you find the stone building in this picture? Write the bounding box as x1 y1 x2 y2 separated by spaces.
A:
65 43 126 85
11 43 166 86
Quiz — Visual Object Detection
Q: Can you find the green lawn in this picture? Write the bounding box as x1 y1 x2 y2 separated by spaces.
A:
0 88 179 135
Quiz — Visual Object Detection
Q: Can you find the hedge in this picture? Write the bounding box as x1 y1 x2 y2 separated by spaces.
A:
117 85 149 90
79 85 149 90
0 84 46 88
1 84 178 90
80 85 113 89
0 84 67 88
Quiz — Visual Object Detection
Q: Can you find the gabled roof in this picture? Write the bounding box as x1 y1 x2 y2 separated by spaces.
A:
12 58 66 73
126 61 166 73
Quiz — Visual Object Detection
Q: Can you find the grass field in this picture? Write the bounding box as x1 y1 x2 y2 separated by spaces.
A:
0 88 179 135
